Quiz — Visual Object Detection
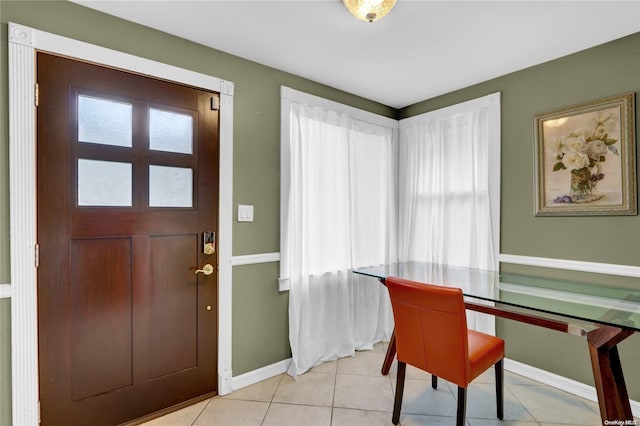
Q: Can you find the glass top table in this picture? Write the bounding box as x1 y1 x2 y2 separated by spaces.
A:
354 261 640 332
353 261 640 422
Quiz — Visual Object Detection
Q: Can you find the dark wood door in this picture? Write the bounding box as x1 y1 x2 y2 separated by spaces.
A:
37 53 219 426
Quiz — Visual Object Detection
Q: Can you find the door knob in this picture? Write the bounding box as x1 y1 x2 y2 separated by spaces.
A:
195 264 214 276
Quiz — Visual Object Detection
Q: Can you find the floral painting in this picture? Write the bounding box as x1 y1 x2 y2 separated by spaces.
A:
534 93 636 216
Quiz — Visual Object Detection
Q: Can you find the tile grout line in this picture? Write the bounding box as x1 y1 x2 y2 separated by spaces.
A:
330 358 339 425
189 397 213 426
504 382 542 425
260 372 285 425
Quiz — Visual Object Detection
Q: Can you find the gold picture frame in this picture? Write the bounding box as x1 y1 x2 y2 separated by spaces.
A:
534 93 636 216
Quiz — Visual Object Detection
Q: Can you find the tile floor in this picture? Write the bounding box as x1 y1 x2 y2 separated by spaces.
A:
141 343 631 426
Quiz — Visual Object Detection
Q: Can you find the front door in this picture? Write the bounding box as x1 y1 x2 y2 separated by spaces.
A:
36 53 219 425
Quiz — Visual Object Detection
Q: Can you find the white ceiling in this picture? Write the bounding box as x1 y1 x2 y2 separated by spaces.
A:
72 0 640 109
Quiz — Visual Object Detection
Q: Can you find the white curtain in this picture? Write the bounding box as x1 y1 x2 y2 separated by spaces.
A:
398 93 501 332
280 88 397 377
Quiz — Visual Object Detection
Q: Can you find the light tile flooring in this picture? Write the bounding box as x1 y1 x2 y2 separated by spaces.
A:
141 343 631 426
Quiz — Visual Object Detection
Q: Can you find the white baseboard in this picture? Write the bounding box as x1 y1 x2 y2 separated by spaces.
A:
504 358 640 418
231 358 291 392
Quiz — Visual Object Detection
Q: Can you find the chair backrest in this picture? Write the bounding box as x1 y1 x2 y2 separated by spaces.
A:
386 276 470 387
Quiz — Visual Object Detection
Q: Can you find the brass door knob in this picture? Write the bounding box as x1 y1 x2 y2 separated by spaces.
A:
195 264 214 276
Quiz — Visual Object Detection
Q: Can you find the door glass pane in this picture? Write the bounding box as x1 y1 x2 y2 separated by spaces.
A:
78 159 132 206
78 95 133 147
149 165 193 207
149 108 193 154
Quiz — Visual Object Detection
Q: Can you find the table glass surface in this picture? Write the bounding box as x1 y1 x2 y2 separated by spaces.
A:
353 261 640 332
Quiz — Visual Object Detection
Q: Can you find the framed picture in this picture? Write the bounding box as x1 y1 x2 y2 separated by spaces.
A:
534 93 636 216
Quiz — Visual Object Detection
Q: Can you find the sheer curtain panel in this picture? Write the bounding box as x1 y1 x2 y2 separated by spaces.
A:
280 87 398 377
398 93 501 333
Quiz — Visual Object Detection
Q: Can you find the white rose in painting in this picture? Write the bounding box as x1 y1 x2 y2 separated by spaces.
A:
550 137 564 157
562 135 587 153
562 150 590 170
587 140 608 160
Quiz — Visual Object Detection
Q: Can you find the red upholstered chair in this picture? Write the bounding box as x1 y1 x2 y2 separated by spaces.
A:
386 276 505 426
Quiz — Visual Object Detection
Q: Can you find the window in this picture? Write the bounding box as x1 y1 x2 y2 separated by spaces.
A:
398 93 501 271
279 88 500 374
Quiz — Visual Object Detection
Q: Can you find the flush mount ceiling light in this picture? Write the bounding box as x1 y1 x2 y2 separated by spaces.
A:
343 0 397 23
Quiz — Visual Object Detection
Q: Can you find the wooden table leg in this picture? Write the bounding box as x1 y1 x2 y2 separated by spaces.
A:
587 325 634 423
382 329 396 375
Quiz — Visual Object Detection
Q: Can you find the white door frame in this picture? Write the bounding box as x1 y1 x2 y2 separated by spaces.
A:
8 22 234 425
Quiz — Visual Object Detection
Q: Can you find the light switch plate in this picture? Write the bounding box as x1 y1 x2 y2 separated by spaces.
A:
238 204 254 222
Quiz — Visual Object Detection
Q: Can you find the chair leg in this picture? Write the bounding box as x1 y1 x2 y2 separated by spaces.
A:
392 361 406 425
495 359 504 420
456 386 467 426
432 374 438 389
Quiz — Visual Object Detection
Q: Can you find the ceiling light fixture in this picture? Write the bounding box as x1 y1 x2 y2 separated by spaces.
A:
343 0 397 23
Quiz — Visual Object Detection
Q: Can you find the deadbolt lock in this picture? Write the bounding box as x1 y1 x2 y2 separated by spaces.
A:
203 232 215 255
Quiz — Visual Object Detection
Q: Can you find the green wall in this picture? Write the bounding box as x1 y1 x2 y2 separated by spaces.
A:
232 263 289 374
1 1 640 424
399 32 640 400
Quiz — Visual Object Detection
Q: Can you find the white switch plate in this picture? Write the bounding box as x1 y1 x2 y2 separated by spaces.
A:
238 204 254 222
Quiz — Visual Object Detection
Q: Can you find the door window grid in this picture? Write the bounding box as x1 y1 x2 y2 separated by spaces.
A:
75 94 197 208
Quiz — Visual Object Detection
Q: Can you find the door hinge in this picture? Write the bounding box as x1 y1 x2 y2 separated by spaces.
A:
210 96 220 111
38 400 41 423
35 83 39 107
35 244 40 268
